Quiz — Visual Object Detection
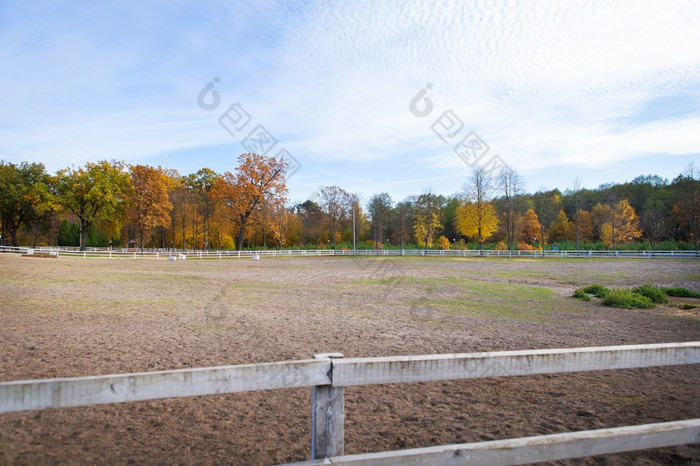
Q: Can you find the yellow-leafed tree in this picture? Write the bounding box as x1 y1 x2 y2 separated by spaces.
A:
548 209 572 242
413 192 443 249
456 201 498 249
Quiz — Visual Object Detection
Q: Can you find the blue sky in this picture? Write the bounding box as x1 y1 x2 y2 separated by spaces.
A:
1 0 699 206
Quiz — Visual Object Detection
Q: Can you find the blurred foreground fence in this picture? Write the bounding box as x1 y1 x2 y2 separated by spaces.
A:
2 245 699 260
1 343 699 464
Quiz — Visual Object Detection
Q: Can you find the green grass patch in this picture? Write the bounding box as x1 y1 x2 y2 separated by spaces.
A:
353 275 419 286
662 287 700 298
602 289 654 309
402 278 561 322
632 284 669 303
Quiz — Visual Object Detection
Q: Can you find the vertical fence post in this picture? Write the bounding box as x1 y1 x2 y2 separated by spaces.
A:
311 353 344 460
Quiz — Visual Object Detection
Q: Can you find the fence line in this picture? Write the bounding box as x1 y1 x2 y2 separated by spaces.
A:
2 245 699 260
300 420 700 465
1 343 698 463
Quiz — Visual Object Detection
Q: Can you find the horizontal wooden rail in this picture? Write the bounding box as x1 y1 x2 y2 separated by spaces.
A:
298 419 700 465
2 343 698 463
331 342 700 387
0 359 330 413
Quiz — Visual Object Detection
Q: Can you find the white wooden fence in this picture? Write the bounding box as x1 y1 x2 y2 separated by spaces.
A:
2 245 699 260
1 343 698 464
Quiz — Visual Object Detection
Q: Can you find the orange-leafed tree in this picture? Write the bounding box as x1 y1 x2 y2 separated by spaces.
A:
127 165 173 248
215 153 287 250
520 208 541 245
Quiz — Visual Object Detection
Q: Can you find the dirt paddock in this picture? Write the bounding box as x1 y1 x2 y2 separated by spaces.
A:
0 254 698 464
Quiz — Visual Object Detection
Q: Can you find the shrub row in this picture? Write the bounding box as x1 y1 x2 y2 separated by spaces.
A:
572 284 696 309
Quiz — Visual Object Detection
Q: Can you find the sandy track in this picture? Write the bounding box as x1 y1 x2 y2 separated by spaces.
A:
0 255 698 464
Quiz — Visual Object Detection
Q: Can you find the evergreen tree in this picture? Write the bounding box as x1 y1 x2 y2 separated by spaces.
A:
57 219 72 246
69 222 80 247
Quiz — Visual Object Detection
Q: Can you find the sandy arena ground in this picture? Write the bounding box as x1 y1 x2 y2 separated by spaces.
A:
0 254 698 465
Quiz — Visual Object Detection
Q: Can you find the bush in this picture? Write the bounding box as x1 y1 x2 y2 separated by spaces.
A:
663 287 700 298
580 283 610 299
632 284 668 303
602 289 654 309
572 289 591 301
517 241 535 251
436 236 451 250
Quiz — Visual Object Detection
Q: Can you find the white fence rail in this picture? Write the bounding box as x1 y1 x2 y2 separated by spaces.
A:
2 245 699 259
1 343 698 464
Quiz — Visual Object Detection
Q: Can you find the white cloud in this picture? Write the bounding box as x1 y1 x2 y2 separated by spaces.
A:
0 0 699 199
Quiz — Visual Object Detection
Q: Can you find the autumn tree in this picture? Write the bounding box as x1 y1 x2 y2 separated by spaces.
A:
413 192 443 250
499 166 524 250
319 186 353 249
592 200 642 248
520 209 541 244
457 201 498 249
0 161 53 247
56 160 131 251
215 153 287 250
576 210 594 243
548 210 572 242
126 165 173 248
458 165 498 252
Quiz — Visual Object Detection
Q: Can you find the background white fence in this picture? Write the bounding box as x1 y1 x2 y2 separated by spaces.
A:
1 343 698 464
2 245 699 259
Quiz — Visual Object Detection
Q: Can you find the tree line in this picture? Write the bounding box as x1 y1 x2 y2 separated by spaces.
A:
0 156 698 251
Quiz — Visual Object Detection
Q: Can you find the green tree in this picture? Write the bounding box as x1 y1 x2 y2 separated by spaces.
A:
57 219 72 246
56 160 131 251
69 222 81 246
368 193 393 249
185 168 220 250
0 161 53 246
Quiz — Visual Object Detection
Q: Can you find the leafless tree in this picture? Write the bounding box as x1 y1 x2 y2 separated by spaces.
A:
499 166 524 250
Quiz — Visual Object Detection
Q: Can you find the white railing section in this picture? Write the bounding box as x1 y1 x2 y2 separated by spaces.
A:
1 343 698 464
2 245 698 259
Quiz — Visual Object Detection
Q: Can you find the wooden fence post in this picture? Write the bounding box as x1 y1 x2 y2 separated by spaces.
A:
311 353 344 460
